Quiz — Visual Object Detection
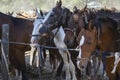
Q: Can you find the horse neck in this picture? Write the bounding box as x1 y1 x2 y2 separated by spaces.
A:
62 8 72 28
97 22 119 52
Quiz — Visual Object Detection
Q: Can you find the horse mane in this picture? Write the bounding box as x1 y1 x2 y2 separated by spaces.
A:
99 8 113 13
0 12 13 18
98 17 118 29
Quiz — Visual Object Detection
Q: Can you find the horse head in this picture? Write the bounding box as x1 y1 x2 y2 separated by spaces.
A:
31 0 72 44
30 9 45 43
64 6 92 47
76 20 97 70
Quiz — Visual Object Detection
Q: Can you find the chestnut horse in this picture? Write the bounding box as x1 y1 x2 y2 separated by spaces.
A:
0 12 34 80
64 6 100 79
76 17 120 80
30 0 78 80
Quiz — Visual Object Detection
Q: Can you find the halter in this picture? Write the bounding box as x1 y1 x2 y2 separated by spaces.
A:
33 8 65 44
64 28 77 39
30 19 43 37
40 8 64 40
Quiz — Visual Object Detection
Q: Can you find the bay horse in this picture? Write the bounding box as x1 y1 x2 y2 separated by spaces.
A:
0 12 34 80
30 0 77 80
76 17 120 80
64 5 97 47
64 6 99 79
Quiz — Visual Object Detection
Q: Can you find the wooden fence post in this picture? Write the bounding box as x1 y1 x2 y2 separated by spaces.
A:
1 24 10 80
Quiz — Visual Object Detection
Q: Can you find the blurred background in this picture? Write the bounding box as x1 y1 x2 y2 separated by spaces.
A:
0 0 120 13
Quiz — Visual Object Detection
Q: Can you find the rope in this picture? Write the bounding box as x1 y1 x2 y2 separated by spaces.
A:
0 39 80 51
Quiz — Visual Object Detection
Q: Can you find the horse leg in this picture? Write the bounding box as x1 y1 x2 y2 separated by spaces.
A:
29 47 36 66
54 39 71 80
106 57 116 80
62 52 71 80
55 59 64 77
52 55 58 72
116 62 120 80
49 48 64 78
116 72 120 80
70 51 81 80
15 49 28 80
68 53 77 80
49 49 56 72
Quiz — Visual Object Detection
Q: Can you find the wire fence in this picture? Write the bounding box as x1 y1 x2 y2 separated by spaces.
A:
0 39 80 51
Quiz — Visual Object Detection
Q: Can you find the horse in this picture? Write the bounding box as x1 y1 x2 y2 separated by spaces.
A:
0 12 34 80
64 6 101 79
30 0 77 80
64 6 83 47
76 16 120 80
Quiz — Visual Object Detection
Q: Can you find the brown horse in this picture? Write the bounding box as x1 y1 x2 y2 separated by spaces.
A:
64 6 83 47
64 6 97 47
76 17 120 80
0 12 34 80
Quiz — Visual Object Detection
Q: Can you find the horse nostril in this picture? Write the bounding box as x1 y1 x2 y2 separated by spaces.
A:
33 40 36 43
66 40 70 44
31 39 37 44
81 65 85 69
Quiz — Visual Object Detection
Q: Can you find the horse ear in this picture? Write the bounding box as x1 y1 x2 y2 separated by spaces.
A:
73 14 79 23
73 6 78 13
56 0 62 8
36 9 43 18
36 9 40 16
40 9 43 17
88 20 94 30
82 5 87 11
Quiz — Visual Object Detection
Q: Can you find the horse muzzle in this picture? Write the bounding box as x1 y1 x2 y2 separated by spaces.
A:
30 37 40 44
77 58 88 70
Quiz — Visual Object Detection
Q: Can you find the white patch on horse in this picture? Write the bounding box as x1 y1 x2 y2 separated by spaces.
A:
77 35 85 69
53 26 77 80
31 10 53 43
31 18 43 43
111 52 120 74
10 69 22 80
52 26 65 41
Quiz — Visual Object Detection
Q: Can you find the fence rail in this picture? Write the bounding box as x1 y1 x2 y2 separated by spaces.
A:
0 39 80 51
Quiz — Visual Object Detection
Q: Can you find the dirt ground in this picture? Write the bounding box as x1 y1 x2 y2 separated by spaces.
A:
26 53 64 80
25 54 108 80
0 53 108 80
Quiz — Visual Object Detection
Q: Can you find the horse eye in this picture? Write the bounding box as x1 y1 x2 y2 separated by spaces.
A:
86 37 92 45
50 12 55 17
86 41 91 45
